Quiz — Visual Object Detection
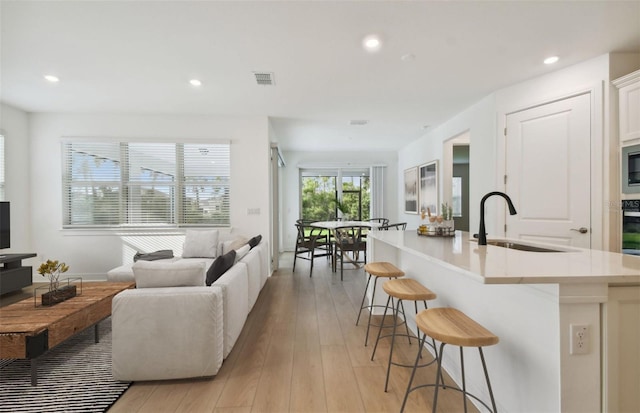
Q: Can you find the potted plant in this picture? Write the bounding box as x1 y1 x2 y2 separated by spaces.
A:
37 259 75 306
333 199 349 220
441 202 454 231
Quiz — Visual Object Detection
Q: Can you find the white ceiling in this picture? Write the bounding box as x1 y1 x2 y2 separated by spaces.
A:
2 1 639 152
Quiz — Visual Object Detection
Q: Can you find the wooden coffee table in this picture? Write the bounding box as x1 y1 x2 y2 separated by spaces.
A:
0 281 135 385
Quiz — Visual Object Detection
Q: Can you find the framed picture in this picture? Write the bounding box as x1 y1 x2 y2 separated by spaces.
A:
419 160 438 216
403 167 419 214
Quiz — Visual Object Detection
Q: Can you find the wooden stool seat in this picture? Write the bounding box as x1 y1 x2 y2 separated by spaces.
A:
363 262 405 278
401 307 500 413
416 307 499 348
383 279 436 301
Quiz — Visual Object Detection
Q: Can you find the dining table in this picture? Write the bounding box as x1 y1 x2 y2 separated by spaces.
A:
310 220 381 271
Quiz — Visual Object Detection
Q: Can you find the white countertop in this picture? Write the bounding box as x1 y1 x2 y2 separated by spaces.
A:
369 230 640 285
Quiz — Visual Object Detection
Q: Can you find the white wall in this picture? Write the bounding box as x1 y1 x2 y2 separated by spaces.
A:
399 94 496 233
0 103 32 254
27 113 271 280
281 150 397 251
398 53 640 249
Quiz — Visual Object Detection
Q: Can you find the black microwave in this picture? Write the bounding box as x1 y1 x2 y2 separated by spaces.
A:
622 144 640 194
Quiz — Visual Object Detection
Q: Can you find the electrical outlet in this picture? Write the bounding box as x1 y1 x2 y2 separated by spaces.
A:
570 324 589 355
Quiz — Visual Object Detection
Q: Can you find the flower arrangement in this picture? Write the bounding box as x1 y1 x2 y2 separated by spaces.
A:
38 259 70 291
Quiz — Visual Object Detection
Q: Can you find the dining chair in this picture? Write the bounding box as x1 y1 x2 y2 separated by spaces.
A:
380 222 407 230
333 225 368 281
369 218 390 226
293 222 332 277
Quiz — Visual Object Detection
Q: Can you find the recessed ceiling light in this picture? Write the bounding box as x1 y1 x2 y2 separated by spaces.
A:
544 56 559 65
44 75 59 83
363 35 381 52
189 79 202 87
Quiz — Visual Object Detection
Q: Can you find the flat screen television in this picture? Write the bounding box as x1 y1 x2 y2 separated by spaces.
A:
0 202 9 249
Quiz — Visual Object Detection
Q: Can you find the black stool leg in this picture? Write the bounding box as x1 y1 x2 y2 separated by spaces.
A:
364 276 379 346
432 342 447 413
384 297 405 392
371 295 392 361
460 346 468 413
479 347 498 413
398 299 412 345
356 273 372 325
400 332 428 413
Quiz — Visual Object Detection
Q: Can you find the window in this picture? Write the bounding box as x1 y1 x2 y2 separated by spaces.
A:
301 173 337 221
452 176 462 217
300 168 370 221
0 134 4 200
62 141 230 228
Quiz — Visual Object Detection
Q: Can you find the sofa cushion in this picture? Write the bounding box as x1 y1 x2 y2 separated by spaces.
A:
206 250 236 286
239 248 262 311
234 244 250 263
133 260 206 288
112 286 224 381
248 234 262 249
182 229 219 258
221 236 250 255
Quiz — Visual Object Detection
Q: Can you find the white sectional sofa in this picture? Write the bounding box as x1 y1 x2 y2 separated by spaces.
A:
110 231 270 381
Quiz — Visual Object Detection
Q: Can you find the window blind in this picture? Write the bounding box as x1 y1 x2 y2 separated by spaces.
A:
62 141 230 227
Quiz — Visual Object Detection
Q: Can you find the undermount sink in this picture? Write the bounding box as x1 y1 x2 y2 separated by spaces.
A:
473 239 569 253
487 240 566 252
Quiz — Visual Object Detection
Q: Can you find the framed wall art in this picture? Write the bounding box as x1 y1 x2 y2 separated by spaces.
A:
403 167 419 214
419 160 438 216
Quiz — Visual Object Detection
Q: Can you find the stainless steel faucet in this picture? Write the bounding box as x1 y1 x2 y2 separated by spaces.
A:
476 191 517 245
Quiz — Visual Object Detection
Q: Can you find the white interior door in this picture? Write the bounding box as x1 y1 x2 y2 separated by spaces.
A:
505 93 591 248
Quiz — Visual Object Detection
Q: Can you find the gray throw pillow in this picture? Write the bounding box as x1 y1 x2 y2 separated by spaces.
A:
248 234 262 249
206 250 236 286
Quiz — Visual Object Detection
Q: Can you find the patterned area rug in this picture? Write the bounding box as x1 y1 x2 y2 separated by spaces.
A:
0 317 130 412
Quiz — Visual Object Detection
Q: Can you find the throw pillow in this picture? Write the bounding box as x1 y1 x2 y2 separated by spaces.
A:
133 249 174 262
221 236 250 255
133 260 206 288
206 249 236 286
248 234 262 249
234 244 251 264
182 229 219 258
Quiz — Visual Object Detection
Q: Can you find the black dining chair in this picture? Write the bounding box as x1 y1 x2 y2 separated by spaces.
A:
333 225 368 281
380 222 407 230
369 218 390 226
293 222 332 277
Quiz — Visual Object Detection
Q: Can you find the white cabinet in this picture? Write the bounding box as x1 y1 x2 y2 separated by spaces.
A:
614 70 640 144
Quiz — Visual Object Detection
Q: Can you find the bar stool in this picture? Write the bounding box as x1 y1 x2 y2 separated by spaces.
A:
401 307 499 413
370 278 438 392
356 261 404 346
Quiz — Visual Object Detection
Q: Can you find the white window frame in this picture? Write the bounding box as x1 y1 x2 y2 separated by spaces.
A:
61 139 231 228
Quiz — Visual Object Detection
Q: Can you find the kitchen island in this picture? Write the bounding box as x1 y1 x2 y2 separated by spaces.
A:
368 230 640 413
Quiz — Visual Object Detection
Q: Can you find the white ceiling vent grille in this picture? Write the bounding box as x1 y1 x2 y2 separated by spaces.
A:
349 120 368 126
253 72 275 85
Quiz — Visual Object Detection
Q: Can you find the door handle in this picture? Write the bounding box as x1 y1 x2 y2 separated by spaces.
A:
570 227 589 234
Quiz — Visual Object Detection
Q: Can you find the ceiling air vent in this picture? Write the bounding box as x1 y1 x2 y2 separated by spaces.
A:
253 72 275 85
349 120 368 126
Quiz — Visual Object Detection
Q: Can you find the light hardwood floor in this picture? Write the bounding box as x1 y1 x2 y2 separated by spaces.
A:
1 255 478 413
